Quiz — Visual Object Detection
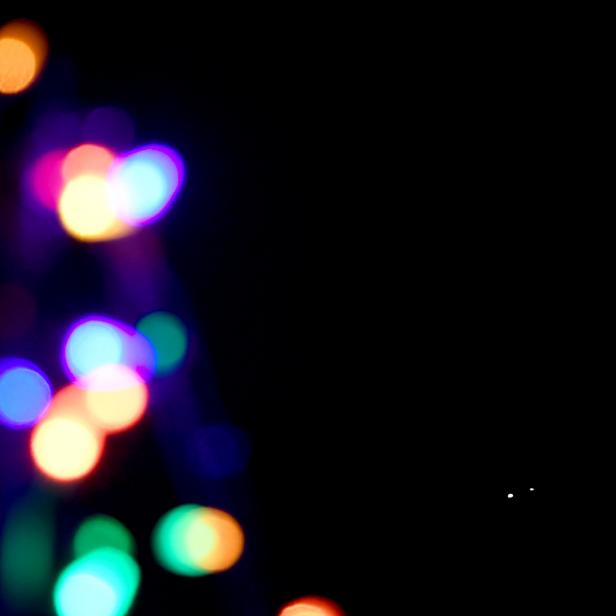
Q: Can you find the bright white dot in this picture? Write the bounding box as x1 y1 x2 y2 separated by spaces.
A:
529 488 534 491
507 493 514 499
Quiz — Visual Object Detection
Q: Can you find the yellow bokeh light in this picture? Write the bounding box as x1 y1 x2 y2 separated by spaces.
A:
190 508 245 573
31 416 104 482
81 365 148 433
58 174 133 242
0 20 47 95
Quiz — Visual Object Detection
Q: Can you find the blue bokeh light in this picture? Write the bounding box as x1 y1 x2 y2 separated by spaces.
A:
0 360 52 429
64 320 123 379
111 145 184 226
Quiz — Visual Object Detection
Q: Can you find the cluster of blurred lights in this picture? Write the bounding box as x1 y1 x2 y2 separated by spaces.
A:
2 18 345 616
43 142 185 242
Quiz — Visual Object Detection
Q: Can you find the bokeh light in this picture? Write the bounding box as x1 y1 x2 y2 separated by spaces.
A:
279 597 345 616
136 311 188 376
0 359 51 429
0 20 48 95
152 505 244 576
54 548 140 616
64 319 124 379
110 145 184 225
63 316 155 381
80 365 148 433
191 424 251 479
62 144 115 182
1 490 54 613
73 515 136 558
29 149 67 210
58 174 133 242
42 384 87 423
31 416 104 482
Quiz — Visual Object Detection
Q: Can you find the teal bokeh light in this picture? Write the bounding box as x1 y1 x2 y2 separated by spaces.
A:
54 548 140 616
136 312 188 376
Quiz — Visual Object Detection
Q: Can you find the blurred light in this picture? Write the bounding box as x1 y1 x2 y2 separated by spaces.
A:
0 20 48 94
62 144 115 182
151 505 203 576
0 283 37 338
279 597 345 616
80 365 148 433
192 508 244 573
63 317 155 381
191 424 251 479
73 515 136 558
136 311 188 376
54 548 140 616
152 505 244 576
1 490 55 612
82 107 135 151
64 319 124 379
0 359 51 428
43 384 87 422
110 145 184 225
31 416 104 482
58 174 133 242
29 149 67 209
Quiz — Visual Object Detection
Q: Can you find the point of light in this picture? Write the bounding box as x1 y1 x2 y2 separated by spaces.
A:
73 515 136 558
0 20 47 95
58 174 133 242
63 317 155 381
152 505 244 576
507 493 514 499
0 359 51 428
136 311 188 376
110 145 184 225
54 548 140 616
279 597 345 616
31 416 104 482
80 365 148 433
529 488 535 491
62 144 115 182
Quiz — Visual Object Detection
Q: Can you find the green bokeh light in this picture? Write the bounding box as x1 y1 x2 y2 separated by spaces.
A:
0 491 54 612
136 312 188 376
54 548 140 616
73 515 136 558
151 505 207 576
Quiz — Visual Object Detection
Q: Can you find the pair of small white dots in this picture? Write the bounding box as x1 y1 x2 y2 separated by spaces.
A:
507 488 535 499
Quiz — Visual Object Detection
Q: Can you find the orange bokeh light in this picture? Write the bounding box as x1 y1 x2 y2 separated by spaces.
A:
279 597 345 616
193 508 245 573
80 365 148 433
30 415 104 482
0 20 48 94
62 144 115 182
